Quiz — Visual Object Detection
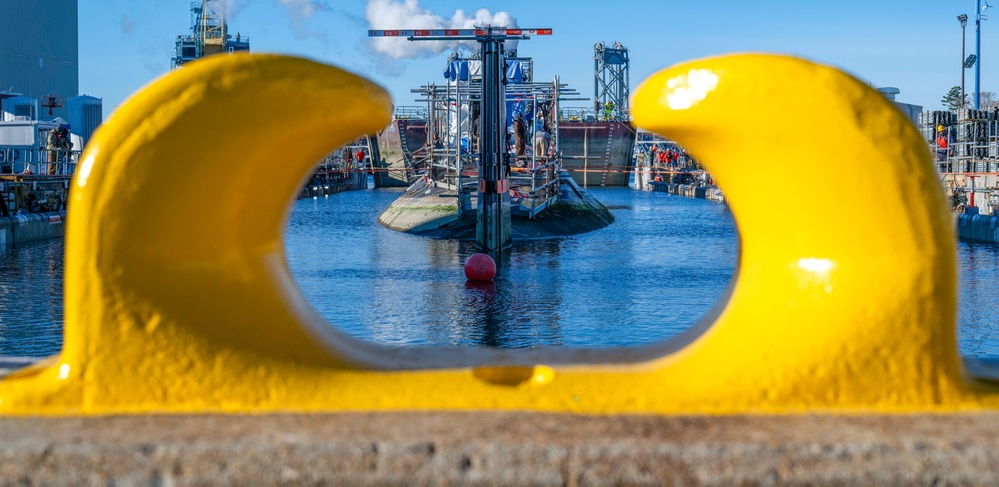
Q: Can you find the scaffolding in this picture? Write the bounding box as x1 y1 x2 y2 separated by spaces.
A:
409 57 579 220
369 27 563 250
593 41 630 121
923 108 999 213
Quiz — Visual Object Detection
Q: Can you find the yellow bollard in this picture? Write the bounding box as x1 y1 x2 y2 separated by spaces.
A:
2 53 998 415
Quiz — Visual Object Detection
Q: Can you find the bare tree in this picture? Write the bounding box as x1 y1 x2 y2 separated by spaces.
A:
980 91 998 110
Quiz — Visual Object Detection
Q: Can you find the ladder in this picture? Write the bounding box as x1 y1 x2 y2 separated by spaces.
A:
600 123 615 186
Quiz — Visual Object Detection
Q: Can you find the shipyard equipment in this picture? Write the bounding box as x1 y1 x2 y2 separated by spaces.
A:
593 41 629 121
171 0 250 69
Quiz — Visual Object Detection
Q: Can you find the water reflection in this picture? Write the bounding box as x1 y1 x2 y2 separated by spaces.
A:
0 239 64 357
7 188 999 359
460 280 506 347
444 240 567 348
957 241 999 359
288 188 738 348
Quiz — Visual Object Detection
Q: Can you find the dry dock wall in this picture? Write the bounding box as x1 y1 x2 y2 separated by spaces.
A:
374 119 425 188
560 121 637 187
0 211 66 251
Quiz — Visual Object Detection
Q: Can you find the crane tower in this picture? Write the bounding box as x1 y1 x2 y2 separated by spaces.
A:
593 41 629 121
171 1 250 69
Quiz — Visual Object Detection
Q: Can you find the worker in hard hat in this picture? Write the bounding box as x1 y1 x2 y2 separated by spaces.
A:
936 128 949 162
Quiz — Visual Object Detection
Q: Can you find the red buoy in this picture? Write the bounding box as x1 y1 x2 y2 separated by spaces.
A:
464 253 496 282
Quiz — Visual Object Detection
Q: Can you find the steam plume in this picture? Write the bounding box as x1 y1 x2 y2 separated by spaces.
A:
228 0 333 40
275 0 332 18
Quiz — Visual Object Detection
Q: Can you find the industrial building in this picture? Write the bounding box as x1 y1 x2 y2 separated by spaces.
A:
0 0 79 120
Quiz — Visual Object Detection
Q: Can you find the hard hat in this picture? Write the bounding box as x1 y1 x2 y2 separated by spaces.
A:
938 125 945 132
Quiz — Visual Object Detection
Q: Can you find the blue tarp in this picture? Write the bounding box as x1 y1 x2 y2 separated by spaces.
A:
443 60 470 82
442 59 533 138
442 59 527 83
505 60 525 83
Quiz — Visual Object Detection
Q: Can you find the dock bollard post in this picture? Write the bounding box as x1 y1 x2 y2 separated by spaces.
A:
2 53 999 414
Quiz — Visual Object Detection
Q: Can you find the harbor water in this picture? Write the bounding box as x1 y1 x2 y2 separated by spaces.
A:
3 187 999 359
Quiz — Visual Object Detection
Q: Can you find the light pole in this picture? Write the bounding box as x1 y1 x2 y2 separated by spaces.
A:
975 0 983 109
960 14 968 111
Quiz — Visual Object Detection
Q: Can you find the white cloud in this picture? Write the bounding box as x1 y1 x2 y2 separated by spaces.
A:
365 0 518 60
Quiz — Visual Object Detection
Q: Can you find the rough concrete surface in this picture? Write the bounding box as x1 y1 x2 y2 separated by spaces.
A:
3 411 999 486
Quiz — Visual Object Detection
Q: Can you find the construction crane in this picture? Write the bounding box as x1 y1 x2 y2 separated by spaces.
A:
171 1 250 69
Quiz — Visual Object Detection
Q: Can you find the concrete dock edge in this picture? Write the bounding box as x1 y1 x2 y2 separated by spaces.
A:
3 412 999 485
0 211 67 251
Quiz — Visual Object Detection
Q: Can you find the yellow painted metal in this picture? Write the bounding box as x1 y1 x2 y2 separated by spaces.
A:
2 53 998 415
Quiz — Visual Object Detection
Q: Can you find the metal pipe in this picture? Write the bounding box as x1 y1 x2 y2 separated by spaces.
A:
582 127 589 187
531 93 538 194
553 75 562 179
529 178 559 194
961 13 968 111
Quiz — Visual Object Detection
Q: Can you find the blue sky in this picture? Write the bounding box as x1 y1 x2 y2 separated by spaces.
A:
80 0 997 118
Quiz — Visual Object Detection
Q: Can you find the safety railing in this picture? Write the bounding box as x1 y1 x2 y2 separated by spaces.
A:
392 105 428 120
559 106 631 122
3 53 999 416
509 156 561 218
0 147 80 176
